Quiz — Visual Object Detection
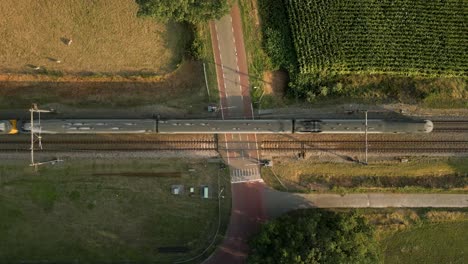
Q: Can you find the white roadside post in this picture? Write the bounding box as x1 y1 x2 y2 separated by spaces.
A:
365 110 368 165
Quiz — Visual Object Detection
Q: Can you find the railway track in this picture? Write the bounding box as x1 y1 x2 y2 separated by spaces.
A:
0 139 466 153
433 120 468 133
260 140 468 153
0 140 217 151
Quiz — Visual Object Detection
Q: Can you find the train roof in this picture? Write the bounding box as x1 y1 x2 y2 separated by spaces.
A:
295 119 433 133
158 119 293 133
21 119 156 134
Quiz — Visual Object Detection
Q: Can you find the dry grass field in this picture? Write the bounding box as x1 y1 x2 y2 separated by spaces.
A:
0 0 188 75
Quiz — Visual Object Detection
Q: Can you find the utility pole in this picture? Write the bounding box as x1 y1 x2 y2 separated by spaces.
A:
203 62 210 100
29 104 62 170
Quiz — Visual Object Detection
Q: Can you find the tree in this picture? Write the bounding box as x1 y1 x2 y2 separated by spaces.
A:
135 0 231 23
248 209 382 264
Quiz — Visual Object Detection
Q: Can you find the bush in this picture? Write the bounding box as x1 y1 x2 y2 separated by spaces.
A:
136 0 231 23
249 209 382 264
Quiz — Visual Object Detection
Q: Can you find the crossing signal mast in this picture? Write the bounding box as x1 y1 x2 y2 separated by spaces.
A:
29 103 63 170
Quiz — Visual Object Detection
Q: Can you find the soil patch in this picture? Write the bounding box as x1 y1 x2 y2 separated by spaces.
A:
263 70 287 96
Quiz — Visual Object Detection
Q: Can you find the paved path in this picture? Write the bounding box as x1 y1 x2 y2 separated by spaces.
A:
263 187 468 218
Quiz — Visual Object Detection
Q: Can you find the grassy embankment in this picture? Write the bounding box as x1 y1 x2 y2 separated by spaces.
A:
249 0 467 108
262 157 468 193
0 0 215 111
0 158 231 263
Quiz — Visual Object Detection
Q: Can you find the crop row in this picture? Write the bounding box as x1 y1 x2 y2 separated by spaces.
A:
285 0 467 77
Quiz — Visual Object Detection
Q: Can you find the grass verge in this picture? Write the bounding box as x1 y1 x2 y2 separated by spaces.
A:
238 0 274 106
192 23 219 104
0 158 230 263
262 157 468 193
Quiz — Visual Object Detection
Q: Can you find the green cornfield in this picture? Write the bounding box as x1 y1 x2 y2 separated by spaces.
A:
285 0 467 78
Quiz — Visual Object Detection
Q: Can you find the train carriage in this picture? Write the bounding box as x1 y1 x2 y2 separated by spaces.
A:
294 119 433 133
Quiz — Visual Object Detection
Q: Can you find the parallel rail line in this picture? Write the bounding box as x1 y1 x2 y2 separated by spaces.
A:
433 120 468 133
0 139 466 153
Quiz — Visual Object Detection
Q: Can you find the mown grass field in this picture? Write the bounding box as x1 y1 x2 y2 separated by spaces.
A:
0 0 189 75
0 158 230 263
353 208 468 264
383 221 468 264
262 157 468 193
382 221 468 264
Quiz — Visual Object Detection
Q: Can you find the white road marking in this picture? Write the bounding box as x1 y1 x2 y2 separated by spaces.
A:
224 134 230 165
254 133 260 163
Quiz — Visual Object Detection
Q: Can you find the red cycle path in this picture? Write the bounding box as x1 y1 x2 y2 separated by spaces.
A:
204 4 266 264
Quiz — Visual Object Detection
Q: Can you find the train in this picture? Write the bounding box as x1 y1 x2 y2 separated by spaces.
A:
0 118 434 134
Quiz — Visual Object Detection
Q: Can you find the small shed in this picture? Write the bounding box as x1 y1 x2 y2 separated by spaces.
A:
171 185 184 195
201 186 209 199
